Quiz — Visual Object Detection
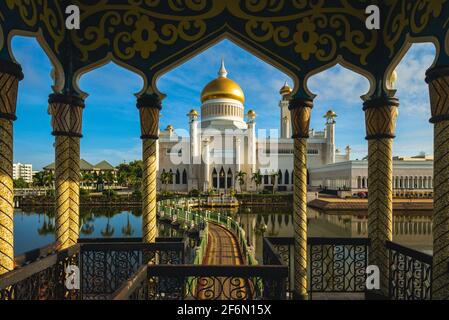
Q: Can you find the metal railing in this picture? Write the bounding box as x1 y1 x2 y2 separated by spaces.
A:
0 238 185 300
264 237 370 298
158 198 258 265
112 264 288 300
386 241 432 300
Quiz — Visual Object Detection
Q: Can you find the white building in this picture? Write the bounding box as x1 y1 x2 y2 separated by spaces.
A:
13 163 33 183
157 61 349 193
309 155 434 197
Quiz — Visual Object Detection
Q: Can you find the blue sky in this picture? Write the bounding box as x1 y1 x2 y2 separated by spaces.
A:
11 38 435 170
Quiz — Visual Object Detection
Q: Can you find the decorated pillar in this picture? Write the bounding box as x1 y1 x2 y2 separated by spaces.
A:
49 94 84 250
363 96 399 297
289 97 313 300
0 60 23 274
426 66 449 300
138 95 161 243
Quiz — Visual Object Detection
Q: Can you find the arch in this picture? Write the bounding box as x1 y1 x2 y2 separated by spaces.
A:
152 33 300 99
285 170 290 185
8 31 65 92
212 168 218 189
219 167 225 189
182 169 187 185
278 170 283 185
227 168 232 189
73 55 147 99
175 169 180 184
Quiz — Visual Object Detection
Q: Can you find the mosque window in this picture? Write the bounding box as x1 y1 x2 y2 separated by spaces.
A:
182 169 187 185
285 170 290 185
278 170 283 185
175 169 181 184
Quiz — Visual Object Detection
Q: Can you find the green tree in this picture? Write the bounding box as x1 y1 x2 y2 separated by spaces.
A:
14 178 29 188
235 171 247 193
160 171 174 193
251 171 263 193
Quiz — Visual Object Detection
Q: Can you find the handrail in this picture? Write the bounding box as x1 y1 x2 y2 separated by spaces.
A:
386 240 432 264
158 197 258 265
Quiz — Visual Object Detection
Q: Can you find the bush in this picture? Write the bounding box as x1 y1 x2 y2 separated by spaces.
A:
103 189 118 198
132 189 142 198
188 189 200 197
80 188 90 196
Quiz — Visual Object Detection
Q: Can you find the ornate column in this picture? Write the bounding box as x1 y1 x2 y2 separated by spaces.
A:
289 97 313 300
426 67 449 300
49 94 84 250
363 96 399 298
138 95 161 243
0 60 23 274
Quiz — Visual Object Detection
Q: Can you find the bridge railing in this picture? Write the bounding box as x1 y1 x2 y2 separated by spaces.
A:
264 237 434 300
158 198 258 265
386 240 432 300
112 264 288 300
0 238 185 300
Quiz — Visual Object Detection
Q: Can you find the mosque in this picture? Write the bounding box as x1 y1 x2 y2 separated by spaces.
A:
157 61 434 197
157 61 349 193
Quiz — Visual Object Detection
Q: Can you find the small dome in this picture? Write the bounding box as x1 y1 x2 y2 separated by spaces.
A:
166 125 174 131
187 109 198 117
324 110 337 118
280 81 292 95
247 110 256 117
200 60 245 104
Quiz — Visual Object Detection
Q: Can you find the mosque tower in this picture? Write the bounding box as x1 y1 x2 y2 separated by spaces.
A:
279 81 292 139
324 110 337 164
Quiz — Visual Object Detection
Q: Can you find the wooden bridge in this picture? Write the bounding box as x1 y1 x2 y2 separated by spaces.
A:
202 223 245 266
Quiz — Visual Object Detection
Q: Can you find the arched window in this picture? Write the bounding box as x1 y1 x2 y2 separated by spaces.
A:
169 169 173 184
278 170 283 185
182 169 187 185
285 170 290 185
175 169 181 184
212 168 218 189
227 168 233 189
219 167 225 189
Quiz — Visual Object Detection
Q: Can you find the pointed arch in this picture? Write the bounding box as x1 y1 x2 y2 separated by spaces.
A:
285 170 290 185
182 169 187 185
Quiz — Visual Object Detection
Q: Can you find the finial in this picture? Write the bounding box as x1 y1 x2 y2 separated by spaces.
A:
218 58 228 78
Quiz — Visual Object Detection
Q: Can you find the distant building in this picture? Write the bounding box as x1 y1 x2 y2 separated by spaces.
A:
43 160 116 175
13 163 33 183
309 154 434 197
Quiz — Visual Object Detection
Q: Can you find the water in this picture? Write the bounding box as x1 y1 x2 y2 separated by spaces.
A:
13 207 192 255
234 207 433 261
14 206 433 258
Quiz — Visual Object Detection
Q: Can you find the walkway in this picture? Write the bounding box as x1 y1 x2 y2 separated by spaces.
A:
202 223 244 265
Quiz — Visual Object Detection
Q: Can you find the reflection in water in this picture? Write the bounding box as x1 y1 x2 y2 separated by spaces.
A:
235 207 433 261
14 206 433 259
14 207 195 255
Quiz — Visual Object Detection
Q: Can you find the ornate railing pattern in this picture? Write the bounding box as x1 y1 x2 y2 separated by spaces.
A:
113 264 288 300
0 245 80 300
158 198 257 265
264 237 370 297
0 238 185 300
386 241 432 300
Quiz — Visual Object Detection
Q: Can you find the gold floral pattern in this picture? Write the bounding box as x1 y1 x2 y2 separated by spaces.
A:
293 18 319 60
132 16 159 59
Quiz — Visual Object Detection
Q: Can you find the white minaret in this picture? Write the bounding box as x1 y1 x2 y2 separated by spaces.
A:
188 109 199 162
202 138 211 192
279 81 292 139
324 110 337 164
247 110 257 180
235 137 242 173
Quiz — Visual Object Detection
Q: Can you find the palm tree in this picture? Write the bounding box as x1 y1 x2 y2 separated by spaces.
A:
160 171 174 193
101 213 115 237
104 171 115 189
121 212 134 237
235 171 247 193
269 171 278 194
251 171 263 194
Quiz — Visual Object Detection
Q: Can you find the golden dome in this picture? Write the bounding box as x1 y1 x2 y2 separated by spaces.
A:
247 110 256 117
324 110 337 118
280 81 292 95
188 109 198 117
166 125 174 131
200 60 245 104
